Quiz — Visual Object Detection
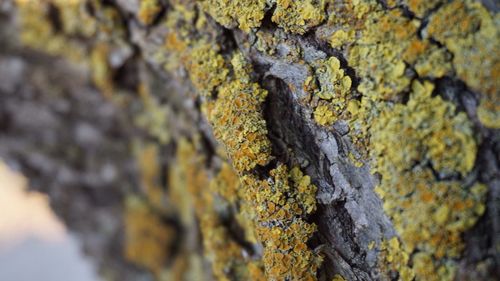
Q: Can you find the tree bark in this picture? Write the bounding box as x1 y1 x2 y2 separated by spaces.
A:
0 1 498 281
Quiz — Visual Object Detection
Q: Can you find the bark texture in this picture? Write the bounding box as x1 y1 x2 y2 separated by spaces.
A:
0 0 499 281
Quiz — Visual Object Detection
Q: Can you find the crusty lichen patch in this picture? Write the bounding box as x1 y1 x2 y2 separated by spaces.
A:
206 53 272 172
124 197 175 276
242 165 320 280
272 0 326 34
169 138 270 281
185 41 229 96
371 81 488 281
197 0 267 33
310 56 353 126
426 0 499 128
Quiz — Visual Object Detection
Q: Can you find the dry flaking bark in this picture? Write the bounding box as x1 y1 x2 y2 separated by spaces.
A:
0 0 499 281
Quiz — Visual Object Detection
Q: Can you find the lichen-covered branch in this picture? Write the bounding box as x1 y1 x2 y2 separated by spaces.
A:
0 0 498 281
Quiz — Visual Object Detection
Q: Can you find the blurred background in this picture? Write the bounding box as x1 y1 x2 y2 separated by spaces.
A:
0 161 101 281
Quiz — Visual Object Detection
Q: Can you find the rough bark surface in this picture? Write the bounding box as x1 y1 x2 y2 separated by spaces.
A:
0 1 499 281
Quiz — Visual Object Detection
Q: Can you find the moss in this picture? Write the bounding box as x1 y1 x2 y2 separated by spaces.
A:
197 0 267 33
272 0 326 34
138 0 162 25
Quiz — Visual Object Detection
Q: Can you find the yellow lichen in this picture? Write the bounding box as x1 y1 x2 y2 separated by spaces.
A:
209 162 240 204
206 54 272 172
185 41 229 96
90 43 114 97
172 138 266 281
272 0 326 34
15 0 90 62
138 0 162 25
427 0 499 129
124 197 175 276
371 81 488 280
241 164 320 281
314 57 352 101
348 7 451 101
310 56 354 127
197 0 267 33
314 104 336 126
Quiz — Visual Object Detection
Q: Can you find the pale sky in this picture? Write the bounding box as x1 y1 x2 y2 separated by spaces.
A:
0 161 101 281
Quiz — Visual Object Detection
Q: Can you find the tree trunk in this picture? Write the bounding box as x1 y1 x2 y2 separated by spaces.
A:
0 0 498 280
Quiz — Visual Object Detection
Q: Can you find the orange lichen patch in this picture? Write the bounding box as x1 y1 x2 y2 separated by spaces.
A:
184 41 229 96
427 0 500 128
124 197 175 276
172 138 260 281
206 54 272 172
348 6 452 102
138 0 162 25
209 162 241 204
272 0 327 34
197 0 267 33
371 80 487 280
371 80 476 177
241 165 320 280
